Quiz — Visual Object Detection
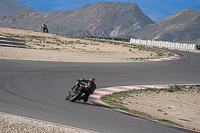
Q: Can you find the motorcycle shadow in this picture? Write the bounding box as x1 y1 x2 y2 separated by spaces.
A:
72 101 98 107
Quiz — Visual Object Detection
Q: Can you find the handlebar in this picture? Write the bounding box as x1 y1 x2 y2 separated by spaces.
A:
76 80 85 86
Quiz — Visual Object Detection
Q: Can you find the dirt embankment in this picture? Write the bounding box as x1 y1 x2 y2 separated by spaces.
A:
0 27 172 62
122 88 200 131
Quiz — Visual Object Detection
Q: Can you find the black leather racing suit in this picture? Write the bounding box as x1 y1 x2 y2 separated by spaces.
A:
79 79 97 102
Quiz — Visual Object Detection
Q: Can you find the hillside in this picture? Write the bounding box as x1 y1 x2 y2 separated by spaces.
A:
129 8 200 43
0 0 33 16
0 1 154 37
0 0 200 43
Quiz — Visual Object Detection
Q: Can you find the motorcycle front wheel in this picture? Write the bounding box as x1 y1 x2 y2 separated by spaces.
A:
70 91 83 102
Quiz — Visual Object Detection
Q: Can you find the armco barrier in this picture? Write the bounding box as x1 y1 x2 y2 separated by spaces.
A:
130 38 199 50
0 36 26 48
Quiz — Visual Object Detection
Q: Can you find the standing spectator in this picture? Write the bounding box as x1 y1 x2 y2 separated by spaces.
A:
41 23 48 33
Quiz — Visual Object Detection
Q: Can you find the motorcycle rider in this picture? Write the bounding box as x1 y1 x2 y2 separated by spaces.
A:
78 77 97 102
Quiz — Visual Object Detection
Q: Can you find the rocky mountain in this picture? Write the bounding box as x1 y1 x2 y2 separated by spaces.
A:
0 0 33 16
0 1 199 43
129 8 200 43
0 1 154 37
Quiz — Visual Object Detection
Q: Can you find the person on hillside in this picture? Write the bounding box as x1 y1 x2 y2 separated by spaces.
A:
41 23 48 33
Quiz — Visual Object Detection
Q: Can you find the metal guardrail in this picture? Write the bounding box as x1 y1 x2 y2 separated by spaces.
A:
0 36 26 48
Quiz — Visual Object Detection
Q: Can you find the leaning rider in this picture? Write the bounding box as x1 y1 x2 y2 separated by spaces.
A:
78 77 97 102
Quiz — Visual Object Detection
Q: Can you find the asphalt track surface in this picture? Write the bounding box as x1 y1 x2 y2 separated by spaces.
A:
0 50 200 133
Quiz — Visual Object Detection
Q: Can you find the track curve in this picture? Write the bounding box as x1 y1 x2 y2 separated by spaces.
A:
0 50 200 133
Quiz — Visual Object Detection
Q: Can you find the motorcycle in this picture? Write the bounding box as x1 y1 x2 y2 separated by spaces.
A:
66 80 87 102
43 28 48 33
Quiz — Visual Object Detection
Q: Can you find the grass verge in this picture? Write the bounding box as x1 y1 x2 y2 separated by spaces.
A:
101 85 200 127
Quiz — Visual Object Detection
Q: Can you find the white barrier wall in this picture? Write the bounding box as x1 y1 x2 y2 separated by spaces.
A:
130 38 198 50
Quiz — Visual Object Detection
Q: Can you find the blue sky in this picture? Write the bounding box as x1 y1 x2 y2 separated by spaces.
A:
17 0 200 19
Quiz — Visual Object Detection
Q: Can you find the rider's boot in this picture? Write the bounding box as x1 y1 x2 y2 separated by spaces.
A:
66 92 71 100
78 95 88 102
66 96 69 100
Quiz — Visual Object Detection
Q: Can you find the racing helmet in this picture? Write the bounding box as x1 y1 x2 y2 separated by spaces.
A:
90 77 96 82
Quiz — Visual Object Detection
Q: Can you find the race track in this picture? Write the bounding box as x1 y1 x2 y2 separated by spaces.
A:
0 50 199 133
